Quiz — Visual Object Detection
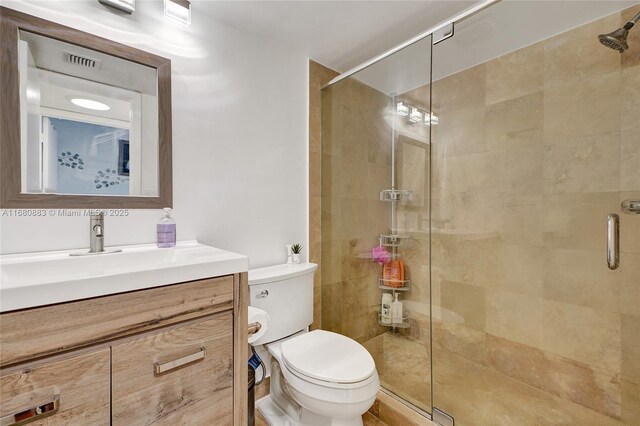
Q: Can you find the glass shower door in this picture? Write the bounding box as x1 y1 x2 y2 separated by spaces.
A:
430 2 640 424
320 35 434 413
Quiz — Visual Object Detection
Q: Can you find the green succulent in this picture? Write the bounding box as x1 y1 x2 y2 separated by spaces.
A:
291 243 303 254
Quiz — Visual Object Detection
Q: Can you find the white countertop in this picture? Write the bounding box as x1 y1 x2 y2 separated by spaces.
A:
0 241 249 312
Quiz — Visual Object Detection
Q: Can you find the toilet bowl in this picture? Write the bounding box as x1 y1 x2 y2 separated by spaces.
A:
266 330 380 425
248 263 379 426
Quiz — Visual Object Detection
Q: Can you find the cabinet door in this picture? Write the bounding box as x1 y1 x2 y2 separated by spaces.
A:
0 348 110 425
112 314 234 426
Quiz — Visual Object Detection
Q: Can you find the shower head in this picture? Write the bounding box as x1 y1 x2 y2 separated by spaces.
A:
598 11 640 53
598 27 630 52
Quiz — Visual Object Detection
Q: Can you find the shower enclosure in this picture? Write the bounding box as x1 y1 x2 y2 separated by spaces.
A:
320 1 640 424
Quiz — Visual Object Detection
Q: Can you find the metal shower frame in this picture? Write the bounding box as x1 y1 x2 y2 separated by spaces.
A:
322 0 500 89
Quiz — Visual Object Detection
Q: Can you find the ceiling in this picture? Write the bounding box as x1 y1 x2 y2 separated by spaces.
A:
192 0 478 72
353 0 638 96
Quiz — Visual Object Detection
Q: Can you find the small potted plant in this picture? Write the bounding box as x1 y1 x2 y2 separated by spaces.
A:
291 243 303 264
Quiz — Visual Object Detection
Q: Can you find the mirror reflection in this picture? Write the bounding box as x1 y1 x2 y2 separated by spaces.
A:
19 30 159 197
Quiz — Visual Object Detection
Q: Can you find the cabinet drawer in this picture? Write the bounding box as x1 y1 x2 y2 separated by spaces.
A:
0 348 110 425
112 314 233 425
1 275 234 367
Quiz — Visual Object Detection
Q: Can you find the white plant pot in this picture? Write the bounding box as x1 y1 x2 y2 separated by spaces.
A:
292 253 301 263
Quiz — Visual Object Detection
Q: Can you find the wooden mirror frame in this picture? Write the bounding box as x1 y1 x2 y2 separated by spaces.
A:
0 7 172 209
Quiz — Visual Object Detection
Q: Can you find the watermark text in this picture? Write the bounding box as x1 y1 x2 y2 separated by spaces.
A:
1 209 130 217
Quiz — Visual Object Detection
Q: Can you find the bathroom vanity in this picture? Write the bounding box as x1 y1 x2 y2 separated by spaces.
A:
0 242 249 425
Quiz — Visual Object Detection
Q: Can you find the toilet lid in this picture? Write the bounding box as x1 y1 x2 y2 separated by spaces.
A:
281 330 375 384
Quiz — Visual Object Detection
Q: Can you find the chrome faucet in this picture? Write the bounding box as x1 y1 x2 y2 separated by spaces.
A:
70 211 121 256
90 213 105 253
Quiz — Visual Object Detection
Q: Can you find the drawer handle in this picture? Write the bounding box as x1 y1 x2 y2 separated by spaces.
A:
0 393 60 426
154 348 206 375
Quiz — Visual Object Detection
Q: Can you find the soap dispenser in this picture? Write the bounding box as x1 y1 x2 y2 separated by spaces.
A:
157 207 176 248
391 293 404 325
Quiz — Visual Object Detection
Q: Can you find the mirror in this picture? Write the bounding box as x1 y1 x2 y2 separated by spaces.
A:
0 7 172 208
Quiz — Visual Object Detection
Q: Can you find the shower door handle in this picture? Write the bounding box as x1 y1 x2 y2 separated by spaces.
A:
607 214 619 270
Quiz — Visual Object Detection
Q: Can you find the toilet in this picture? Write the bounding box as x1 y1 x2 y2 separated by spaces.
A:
249 263 380 426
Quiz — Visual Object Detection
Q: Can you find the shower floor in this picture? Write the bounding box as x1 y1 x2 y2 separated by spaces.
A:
362 331 630 425
433 348 630 426
363 331 432 412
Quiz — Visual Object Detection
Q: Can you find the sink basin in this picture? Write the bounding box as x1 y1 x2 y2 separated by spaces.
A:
0 241 248 312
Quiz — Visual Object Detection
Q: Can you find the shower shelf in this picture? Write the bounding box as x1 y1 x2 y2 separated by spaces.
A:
378 276 410 292
379 189 412 202
355 252 402 261
379 234 411 247
378 312 410 329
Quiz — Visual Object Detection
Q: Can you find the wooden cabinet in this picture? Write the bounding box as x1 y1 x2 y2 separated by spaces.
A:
0 276 234 367
0 273 248 426
0 348 110 425
112 314 233 425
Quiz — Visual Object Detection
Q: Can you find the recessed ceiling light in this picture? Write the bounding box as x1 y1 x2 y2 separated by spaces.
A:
70 98 111 111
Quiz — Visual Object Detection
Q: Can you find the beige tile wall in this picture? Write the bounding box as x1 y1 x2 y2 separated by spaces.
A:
320 76 392 343
317 5 639 424
309 60 339 330
428 5 640 424
393 118 432 350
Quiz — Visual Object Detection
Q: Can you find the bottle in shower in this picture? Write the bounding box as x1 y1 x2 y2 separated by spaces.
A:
157 207 176 248
391 293 404 325
381 293 393 325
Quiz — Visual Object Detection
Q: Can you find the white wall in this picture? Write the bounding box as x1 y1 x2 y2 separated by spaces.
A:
0 0 309 268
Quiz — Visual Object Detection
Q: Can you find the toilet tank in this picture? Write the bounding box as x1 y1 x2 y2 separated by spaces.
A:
248 263 317 345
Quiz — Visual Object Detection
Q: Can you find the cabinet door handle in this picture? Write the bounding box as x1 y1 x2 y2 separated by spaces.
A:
154 347 206 375
607 214 619 270
0 393 60 426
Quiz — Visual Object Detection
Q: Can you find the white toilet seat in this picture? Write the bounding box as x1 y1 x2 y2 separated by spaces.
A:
281 358 379 402
282 357 376 390
267 330 379 398
280 330 376 386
